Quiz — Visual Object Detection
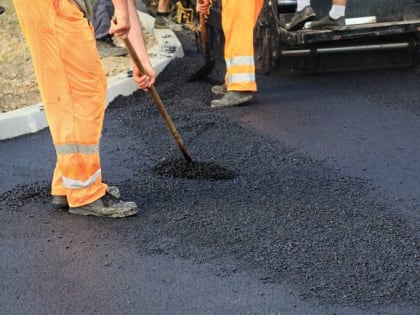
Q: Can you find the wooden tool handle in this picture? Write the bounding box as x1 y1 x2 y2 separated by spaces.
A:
123 38 192 163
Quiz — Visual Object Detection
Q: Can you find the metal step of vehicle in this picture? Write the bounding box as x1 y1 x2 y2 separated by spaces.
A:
304 16 377 29
279 19 420 45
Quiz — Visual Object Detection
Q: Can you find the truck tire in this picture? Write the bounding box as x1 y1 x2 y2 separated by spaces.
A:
254 0 280 74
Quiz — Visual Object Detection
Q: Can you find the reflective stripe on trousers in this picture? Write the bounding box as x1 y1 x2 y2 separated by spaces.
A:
221 0 263 92
13 0 108 207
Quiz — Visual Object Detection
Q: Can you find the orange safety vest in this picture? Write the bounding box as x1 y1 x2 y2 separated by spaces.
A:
13 0 108 207
221 0 264 92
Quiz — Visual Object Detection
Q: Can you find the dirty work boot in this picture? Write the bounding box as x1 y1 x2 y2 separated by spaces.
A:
211 91 254 108
311 15 345 30
96 37 128 58
51 196 69 209
69 191 137 218
155 14 183 31
51 186 121 210
211 84 227 96
286 6 316 31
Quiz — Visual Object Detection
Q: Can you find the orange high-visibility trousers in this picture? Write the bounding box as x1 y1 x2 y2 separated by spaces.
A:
221 0 263 92
13 0 108 207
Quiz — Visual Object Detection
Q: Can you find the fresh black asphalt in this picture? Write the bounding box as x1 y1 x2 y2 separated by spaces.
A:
0 31 419 314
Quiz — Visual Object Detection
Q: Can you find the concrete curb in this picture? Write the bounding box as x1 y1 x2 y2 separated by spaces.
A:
0 11 183 141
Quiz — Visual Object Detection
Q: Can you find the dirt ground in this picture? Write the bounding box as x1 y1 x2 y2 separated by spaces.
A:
0 1 155 113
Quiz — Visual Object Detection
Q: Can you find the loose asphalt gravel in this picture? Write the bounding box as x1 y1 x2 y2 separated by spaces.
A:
1 31 419 313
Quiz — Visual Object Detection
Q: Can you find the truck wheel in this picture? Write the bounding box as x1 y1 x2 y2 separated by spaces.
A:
254 0 280 75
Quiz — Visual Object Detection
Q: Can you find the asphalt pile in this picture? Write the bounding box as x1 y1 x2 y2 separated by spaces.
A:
1 31 419 310
151 158 237 180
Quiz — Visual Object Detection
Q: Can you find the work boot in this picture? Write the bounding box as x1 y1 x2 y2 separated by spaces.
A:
211 91 254 108
69 191 138 218
311 15 345 30
51 186 121 209
211 84 227 96
286 6 316 31
155 15 183 31
96 37 128 58
51 196 68 209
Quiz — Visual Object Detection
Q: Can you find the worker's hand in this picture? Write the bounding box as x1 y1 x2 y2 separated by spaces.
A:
109 8 131 39
196 0 211 16
133 64 156 92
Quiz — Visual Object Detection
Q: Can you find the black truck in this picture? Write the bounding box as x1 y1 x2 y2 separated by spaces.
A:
197 0 420 73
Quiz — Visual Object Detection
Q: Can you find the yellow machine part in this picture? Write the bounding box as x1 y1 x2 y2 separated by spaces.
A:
175 1 194 24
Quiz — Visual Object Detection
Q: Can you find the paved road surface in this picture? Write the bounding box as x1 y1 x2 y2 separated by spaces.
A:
1 31 419 314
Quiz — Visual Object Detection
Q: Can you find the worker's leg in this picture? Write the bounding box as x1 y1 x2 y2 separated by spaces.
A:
296 0 311 11
157 0 170 12
13 0 108 207
254 0 264 24
155 0 182 30
311 0 346 29
211 0 263 108
330 0 347 19
221 0 263 92
92 0 114 40
92 0 128 57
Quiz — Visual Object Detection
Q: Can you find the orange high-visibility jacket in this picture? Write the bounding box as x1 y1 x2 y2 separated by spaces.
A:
13 0 108 207
221 0 264 92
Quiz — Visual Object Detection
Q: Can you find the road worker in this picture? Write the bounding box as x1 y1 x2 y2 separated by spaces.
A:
196 0 263 108
287 0 348 31
12 0 156 218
